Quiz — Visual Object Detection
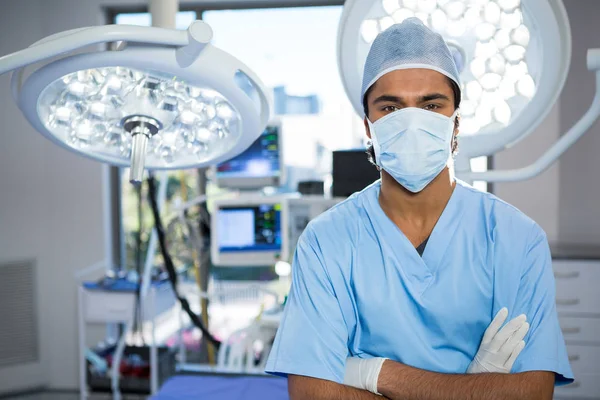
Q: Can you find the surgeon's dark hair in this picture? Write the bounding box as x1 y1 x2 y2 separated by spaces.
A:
364 76 462 166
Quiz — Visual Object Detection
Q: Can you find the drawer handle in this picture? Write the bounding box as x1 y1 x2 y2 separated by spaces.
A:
556 298 580 306
568 355 580 362
554 271 580 279
561 326 581 334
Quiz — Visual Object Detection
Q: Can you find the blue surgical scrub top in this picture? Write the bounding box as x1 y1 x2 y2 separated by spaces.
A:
265 180 573 385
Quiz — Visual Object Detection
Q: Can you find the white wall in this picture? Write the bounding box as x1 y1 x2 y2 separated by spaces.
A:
558 0 600 245
0 2 48 392
0 0 106 392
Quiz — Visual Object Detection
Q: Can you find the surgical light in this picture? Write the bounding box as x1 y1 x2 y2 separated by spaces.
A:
344 0 556 149
1 21 270 184
337 0 600 182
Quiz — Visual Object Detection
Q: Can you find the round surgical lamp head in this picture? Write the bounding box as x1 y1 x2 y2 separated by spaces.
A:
337 0 571 160
6 21 270 184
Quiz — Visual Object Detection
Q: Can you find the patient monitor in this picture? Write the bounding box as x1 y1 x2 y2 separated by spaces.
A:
214 121 284 190
211 195 342 266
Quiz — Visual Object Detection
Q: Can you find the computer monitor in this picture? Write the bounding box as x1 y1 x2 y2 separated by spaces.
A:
332 149 380 197
214 121 284 189
211 197 289 266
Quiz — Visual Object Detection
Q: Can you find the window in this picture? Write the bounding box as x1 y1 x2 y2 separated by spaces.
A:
114 11 197 29
203 5 362 191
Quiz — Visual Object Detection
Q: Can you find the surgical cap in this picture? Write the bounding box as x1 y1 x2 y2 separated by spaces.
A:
361 18 460 107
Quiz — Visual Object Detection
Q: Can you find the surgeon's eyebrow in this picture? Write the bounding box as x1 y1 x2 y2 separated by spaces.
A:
418 93 451 103
372 94 405 106
372 93 451 106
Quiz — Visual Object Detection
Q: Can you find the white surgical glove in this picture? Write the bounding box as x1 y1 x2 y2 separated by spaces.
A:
467 307 529 374
343 356 387 395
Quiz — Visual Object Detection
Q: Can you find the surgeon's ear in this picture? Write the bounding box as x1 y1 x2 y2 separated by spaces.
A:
451 114 460 156
364 117 372 139
454 113 460 136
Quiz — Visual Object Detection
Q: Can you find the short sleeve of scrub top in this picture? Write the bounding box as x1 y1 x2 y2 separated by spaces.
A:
508 225 573 384
264 226 348 383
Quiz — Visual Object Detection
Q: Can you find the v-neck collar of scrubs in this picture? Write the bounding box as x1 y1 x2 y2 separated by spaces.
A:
416 236 429 256
365 180 467 283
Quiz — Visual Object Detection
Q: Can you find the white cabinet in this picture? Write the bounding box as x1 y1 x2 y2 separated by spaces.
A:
553 260 600 400
77 284 176 400
559 317 600 345
566 345 600 375
555 374 600 399
82 291 137 323
554 261 600 314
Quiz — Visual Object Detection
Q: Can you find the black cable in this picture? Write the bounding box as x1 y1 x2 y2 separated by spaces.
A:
147 173 221 350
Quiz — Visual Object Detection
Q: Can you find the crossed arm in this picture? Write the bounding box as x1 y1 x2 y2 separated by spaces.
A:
288 362 555 400
283 226 562 399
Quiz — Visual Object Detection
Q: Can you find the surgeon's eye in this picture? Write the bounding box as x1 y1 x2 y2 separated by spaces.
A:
382 105 399 113
423 104 441 111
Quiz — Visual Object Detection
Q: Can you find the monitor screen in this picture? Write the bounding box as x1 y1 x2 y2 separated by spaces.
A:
217 204 282 253
216 125 281 181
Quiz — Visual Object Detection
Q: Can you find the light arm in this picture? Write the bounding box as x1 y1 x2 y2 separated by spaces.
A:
7 21 213 105
0 24 197 76
461 48 600 182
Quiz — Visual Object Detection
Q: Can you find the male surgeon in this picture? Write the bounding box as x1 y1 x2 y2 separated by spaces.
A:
265 18 573 400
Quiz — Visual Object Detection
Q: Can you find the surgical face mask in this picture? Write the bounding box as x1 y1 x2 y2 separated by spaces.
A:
367 107 458 193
